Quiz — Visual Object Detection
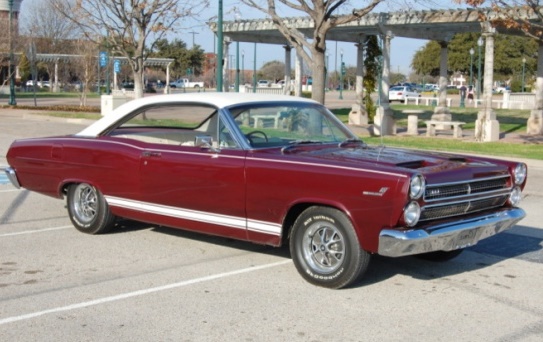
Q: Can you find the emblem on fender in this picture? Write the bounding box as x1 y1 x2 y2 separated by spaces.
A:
363 187 389 197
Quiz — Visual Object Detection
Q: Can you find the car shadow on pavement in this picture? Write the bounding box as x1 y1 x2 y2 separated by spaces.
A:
355 226 542 288
106 220 541 288
149 225 292 258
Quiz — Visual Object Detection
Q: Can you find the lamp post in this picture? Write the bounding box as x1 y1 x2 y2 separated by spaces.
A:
241 50 245 86
339 49 344 100
469 48 474 87
235 42 240 92
522 57 526 92
216 0 223 92
477 36 483 100
8 0 17 105
252 42 257 93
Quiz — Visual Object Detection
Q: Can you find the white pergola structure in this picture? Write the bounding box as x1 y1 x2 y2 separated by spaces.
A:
211 7 543 141
32 53 174 93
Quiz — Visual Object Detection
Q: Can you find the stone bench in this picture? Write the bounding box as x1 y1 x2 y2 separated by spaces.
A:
403 110 424 135
425 120 466 138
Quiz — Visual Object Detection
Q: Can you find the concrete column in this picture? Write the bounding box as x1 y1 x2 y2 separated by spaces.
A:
475 29 500 142
295 52 302 97
374 32 395 136
53 58 60 93
432 41 451 120
283 45 292 95
355 39 365 104
164 62 171 94
527 41 543 135
223 40 231 92
349 40 368 126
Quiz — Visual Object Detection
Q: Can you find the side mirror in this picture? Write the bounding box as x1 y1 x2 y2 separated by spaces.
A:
195 135 220 153
195 135 213 148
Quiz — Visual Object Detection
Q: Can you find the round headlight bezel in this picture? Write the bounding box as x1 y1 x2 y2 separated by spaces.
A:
508 186 522 207
403 201 421 227
409 174 426 200
513 163 527 185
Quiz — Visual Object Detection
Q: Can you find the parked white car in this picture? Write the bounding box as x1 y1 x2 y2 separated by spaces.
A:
389 86 420 103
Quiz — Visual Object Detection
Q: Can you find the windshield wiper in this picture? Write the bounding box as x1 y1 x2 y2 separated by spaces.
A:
338 138 366 148
290 139 323 145
281 140 323 153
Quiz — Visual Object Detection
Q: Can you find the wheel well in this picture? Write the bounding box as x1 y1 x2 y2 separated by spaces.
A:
60 182 75 197
281 203 341 246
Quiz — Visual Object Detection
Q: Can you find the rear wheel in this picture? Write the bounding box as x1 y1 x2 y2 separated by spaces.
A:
290 206 370 289
67 183 115 234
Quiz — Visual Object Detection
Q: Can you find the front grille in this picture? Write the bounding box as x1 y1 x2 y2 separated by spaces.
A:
420 195 509 221
419 175 511 222
424 176 508 201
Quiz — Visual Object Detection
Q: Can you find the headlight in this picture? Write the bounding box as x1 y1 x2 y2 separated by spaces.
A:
513 163 527 185
508 187 522 207
409 174 425 199
403 201 421 227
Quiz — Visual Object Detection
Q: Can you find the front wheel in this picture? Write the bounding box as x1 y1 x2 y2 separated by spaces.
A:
67 183 116 234
290 206 370 289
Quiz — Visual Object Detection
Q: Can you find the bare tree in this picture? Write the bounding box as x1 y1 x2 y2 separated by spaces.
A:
456 0 543 135
52 0 209 99
241 0 383 104
20 0 80 45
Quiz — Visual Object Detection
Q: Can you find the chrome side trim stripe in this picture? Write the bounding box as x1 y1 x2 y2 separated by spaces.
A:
104 196 281 236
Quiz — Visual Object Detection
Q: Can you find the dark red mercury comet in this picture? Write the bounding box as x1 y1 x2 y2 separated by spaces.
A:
5 93 527 288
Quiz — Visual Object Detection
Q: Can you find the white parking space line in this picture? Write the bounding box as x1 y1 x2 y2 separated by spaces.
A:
0 189 20 193
0 259 291 326
0 225 73 237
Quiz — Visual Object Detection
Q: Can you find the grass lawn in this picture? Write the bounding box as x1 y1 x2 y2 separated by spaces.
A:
332 105 542 160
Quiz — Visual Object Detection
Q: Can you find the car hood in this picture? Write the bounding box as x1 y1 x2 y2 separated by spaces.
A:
279 143 508 181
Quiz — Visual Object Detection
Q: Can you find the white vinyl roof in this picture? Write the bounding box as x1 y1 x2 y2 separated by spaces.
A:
76 92 318 137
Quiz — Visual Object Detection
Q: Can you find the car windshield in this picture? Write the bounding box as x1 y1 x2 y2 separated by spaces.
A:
227 103 355 148
390 86 403 91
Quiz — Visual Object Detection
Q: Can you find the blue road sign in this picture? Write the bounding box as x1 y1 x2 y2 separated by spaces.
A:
99 51 108 67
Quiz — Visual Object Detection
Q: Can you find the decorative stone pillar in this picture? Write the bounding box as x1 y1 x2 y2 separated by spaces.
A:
475 28 500 142
374 32 395 136
527 40 543 135
223 39 231 92
349 39 368 126
432 40 451 121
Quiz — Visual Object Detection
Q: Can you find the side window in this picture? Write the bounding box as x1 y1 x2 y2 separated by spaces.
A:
108 104 240 149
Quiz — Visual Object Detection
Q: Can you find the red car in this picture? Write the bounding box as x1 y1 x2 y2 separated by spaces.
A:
5 93 527 289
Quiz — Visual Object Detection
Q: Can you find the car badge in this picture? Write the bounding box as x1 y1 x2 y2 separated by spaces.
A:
363 187 389 197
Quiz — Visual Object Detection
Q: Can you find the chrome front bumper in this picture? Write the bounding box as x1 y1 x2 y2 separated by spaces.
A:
4 167 21 188
378 208 526 257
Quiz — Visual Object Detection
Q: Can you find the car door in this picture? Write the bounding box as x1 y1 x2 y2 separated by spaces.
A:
114 104 249 240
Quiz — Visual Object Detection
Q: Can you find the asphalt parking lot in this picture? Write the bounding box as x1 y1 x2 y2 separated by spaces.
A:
1 110 542 341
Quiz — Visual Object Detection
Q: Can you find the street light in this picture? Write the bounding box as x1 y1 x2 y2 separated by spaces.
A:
522 57 526 92
235 42 240 92
253 42 257 93
477 36 483 100
339 49 344 100
8 0 17 105
469 48 474 87
241 50 245 86
216 0 224 92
